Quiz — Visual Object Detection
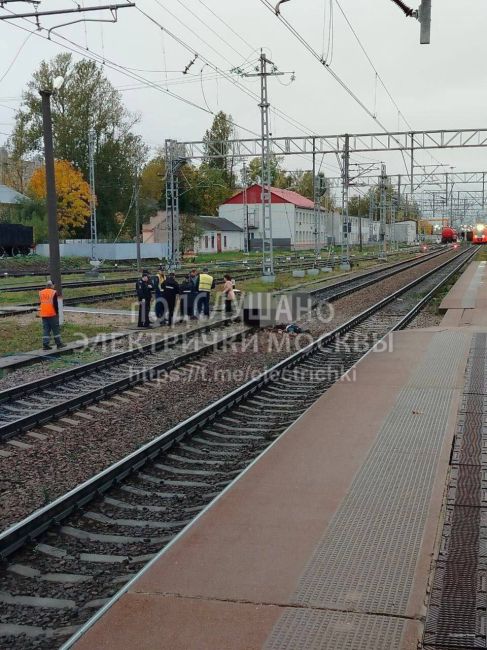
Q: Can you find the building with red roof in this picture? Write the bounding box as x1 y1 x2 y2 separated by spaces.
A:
219 184 329 250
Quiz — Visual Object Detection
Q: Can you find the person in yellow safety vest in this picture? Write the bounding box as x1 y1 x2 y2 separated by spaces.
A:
39 280 65 350
195 267 215 318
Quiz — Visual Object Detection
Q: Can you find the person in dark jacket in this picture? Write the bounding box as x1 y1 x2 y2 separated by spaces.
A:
161 272 180 326
153 265 166 320
136 270 153 328
188 269 198 319
179 274 193 321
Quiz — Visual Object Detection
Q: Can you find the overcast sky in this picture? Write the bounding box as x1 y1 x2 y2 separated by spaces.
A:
1 0 486 216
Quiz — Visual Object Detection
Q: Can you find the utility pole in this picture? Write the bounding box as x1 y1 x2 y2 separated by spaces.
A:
242 161 250 254
358 201 363 253
340 133 351 269
445 172 448 227
259 50 274 280
368 191 375 243
379 163 388 257
88 129 98 261
450 177 454 228
312 137 321 258
482 172 485 213
389 0 432 44
40 80 64 323
243 51 286 280
164 139 185 270
134 169 141 272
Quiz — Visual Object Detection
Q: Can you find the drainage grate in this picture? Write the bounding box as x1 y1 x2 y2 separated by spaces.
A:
424 333 487 649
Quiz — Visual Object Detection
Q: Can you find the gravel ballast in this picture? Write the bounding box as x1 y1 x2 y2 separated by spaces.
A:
0 249 463 531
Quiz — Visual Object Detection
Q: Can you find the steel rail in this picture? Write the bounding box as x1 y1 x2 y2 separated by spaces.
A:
0 247 441 402
0 318 247 439
0 248 442 316
0 246 436 293
0 246 475 558
0 248 449 438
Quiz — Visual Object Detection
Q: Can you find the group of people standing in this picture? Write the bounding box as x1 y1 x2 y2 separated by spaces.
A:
136 265 235 328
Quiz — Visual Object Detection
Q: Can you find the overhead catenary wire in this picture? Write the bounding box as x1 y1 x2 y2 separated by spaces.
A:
172 0 250 63
333 0 444 169
259 0 445 182
134 3 332 139
1 3 340 176
152 0 236 68
196 0 255 52
1 8 218 117
0 30 32 84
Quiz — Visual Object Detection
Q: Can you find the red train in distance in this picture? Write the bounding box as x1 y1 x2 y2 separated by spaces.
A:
472 224 487 244
441 227 458 244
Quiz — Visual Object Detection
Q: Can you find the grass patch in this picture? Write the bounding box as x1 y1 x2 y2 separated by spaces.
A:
0 271 138 288
472 246 487 261
0 283 132 306
0 318 117 356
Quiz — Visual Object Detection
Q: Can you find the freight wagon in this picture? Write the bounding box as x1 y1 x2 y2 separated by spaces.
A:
0 223 34 256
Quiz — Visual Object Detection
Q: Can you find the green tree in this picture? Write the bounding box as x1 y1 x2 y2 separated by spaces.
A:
138 152 165 227
248 154 287 186
8 53 147 237
179 164 232 216
203 111 235 186
181 214 204 253
348 195 370 216
15 197 48 242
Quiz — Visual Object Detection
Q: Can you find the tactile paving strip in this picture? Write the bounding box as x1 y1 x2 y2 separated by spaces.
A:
290 331 469 615
265 330 470 650
265 608 406 650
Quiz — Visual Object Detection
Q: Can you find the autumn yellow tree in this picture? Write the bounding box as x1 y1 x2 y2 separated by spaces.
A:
28 159 93 237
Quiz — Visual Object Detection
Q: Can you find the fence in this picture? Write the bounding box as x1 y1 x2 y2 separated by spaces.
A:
35 241 169 260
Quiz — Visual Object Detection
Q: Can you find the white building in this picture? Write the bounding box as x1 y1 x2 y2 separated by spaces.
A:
389 220 417 244
219 184 330 250
194 216 244 253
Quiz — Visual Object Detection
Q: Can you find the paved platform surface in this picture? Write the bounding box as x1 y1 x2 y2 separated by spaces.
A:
65 254 486 649
70 334 477 648
440 259 487 321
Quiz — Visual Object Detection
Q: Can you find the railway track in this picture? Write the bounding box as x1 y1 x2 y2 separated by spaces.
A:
0 248 444 317
0 256 328 293
0 248 450 441
0 247 423 281
0 246 476 650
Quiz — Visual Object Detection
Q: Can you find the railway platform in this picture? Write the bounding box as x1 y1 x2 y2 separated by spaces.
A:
63 255 485 649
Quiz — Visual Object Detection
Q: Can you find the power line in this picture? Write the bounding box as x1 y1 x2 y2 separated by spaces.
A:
334 0 443 168
152 0 236 68
135 3 332 139
1 7 217 115
0 29 32 83
172 0 249 63
258 0 444 179
1 3 340 175
196 0 255 52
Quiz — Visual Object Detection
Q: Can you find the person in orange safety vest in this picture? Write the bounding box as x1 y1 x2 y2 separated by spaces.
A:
39 280 65 350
